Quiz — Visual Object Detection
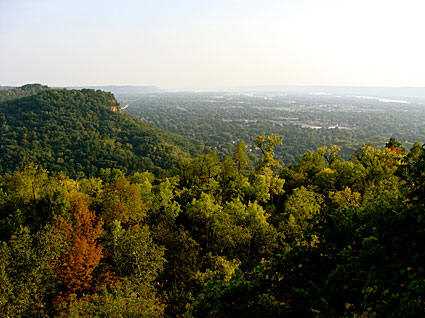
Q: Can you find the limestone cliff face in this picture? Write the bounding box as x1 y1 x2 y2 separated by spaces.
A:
108 95 120 112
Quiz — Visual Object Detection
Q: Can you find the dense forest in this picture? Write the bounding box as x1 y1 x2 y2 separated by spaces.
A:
1 86 425 317
0 85 200 177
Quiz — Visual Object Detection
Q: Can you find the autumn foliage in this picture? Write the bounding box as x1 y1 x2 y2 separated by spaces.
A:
54 193 103 297
2 135 425 317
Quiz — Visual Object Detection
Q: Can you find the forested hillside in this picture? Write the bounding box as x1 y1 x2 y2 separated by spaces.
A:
0 83 49 102
0 86 199 177
1 85 425 317
1 131 425 317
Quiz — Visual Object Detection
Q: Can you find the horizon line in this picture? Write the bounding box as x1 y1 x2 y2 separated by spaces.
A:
3 83 425 90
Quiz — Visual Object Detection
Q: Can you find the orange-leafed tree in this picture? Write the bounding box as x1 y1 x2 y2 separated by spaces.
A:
54 193 103 296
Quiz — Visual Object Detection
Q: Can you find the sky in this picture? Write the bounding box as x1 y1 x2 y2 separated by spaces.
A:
1 0 425 89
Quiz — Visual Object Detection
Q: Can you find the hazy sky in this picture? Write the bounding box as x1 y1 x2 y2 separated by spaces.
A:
1 0 425 89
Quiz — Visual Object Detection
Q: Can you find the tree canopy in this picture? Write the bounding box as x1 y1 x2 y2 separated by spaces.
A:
1 86 425 317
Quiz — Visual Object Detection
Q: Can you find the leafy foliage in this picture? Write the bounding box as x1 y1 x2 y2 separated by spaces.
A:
0 86 198 177
1 86 425 317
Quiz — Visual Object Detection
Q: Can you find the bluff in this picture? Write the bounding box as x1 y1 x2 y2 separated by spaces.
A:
0 85 196 176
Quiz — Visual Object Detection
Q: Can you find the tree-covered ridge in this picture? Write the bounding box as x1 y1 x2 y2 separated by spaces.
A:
0 86 199 177
0 83 50 102
1 136 425 317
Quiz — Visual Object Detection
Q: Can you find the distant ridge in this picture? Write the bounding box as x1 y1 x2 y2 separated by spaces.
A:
229 85 425 99
68 85 163 95
0 86 15 91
